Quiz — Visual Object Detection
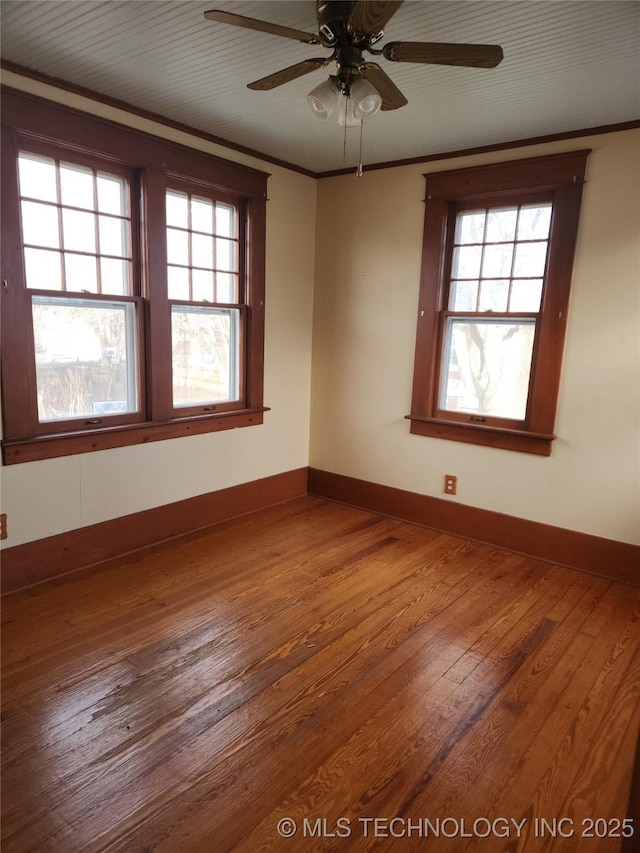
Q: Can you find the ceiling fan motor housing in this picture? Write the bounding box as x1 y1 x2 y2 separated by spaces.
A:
336 45 367 92
317 1 369 46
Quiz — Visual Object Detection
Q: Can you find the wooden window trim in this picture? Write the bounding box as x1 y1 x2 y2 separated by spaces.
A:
408 150 590 456
1 88 269 465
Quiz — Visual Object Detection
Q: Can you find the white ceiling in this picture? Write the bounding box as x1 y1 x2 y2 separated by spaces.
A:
1 1 639 175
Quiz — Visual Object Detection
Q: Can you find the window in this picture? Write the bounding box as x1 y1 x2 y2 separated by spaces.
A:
408 151 589 456
165 187 242 412
17 151 141 430
1 90 268 464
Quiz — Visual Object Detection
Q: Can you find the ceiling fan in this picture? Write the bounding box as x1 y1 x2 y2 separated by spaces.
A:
204 1 503 122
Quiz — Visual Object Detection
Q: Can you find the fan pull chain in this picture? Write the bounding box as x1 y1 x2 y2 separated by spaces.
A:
357 119 364 177
342 97 348 164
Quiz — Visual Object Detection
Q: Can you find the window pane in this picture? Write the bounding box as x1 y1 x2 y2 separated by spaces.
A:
191 197 213 234
440 318 535 420
32 296 138 422
485 207 517 242
192 269 214 303
21 200 60 248
98 215 128 257
215 204 236 238
24 248 63 291
513 241 548 277
517 203 552 240
167 228 189 265
171 306 239 406
62 209 96 253
65 253 98 293
478 279 509 312
510 279 543 312
60 164 94 210
482 243 513 278
455 211 485 244
97 174 128 216
18 154 57 202
100 258 130 296
449 280 478 311
166 191 188 228
451 245 482 279
192 233 214 269
216 273 238 304
216 238 236 272
168 266 190 300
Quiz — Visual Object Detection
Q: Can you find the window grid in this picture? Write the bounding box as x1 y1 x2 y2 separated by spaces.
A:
448 203 551 315
18 153 132 296
166 190 239 304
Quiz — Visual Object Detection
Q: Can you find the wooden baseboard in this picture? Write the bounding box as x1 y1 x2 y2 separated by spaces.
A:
308 468 639 586
1 468 308 594
4 466 637 594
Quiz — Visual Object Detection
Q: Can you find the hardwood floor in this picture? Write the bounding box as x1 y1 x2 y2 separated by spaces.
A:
2 496 639 852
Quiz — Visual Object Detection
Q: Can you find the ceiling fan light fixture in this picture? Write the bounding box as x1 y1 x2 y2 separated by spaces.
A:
337 96 361 127
306 79 340 120
351 78 383 120
336 78 383 127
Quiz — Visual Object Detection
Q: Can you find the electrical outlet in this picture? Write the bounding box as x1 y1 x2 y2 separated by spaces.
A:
0 513 7 540
444 475 457 495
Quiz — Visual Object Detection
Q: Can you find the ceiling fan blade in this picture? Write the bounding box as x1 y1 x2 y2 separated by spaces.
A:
348 1 404 35
363 62 408 110
383 41 504 68
247 58 329 91
204 9 320 45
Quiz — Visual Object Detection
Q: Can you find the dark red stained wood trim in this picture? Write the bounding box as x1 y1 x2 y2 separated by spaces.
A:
141 167 172 421
1 62 317 179
1 408 269 465
423 149 591 198
409 151 588 455
244 194 267 411
318 121 640 177
1 88 269 196
0 126 38 439
1 88 269 461
407 417 554 455
308 468 640 586
0 467 308 594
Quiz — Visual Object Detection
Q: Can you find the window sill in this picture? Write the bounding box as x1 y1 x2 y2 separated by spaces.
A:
406 415 555 456
2 407 269 465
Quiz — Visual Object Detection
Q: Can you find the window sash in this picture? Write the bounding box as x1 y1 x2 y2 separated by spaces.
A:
165 187 241 305
436 315 537 425
163 181 247 417
10 145 145 437
170 303 243 413
18 150 134 297
408 151 589 456
32 294 140 426
433 198 553 429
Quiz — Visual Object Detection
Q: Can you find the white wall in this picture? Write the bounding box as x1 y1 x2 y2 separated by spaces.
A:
310 129 640 545
0 72 317 548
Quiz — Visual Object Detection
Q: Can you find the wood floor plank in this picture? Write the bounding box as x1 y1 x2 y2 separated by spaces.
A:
2 496 638 853
103 552 530 852
4 541 498 850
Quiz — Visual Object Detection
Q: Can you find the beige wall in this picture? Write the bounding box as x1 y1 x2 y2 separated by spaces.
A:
2 71 638 550
0 72 317 548
310 129 640 545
